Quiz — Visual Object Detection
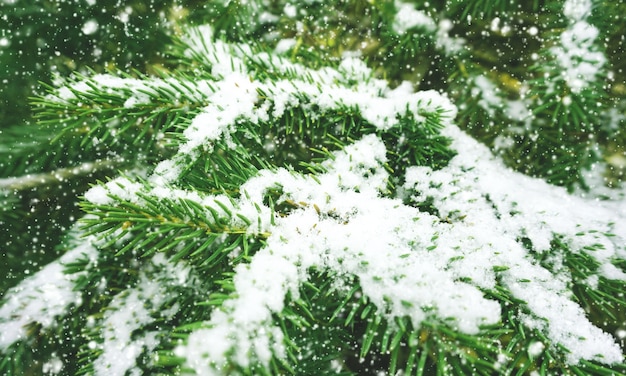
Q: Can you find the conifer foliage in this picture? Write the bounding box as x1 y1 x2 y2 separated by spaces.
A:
1 0 626 375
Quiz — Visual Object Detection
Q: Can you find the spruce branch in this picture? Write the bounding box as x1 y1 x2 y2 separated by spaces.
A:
31 72 215 152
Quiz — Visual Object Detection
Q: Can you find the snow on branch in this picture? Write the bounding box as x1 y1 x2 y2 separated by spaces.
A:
73 25 625 372
551 0 606 94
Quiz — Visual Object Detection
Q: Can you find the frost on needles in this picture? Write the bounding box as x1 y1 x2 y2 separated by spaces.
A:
2 20 626 376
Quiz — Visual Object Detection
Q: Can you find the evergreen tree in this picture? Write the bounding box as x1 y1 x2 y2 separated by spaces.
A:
1 0 625 375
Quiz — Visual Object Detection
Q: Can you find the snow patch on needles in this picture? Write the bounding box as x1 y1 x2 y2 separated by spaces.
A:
84 176 143 205
391 1 463 54
563 0 593 20
408 125 626 363
472 75 503 116
180 25 247 77
393 1 436 34
552 0 606 94
153 28 456 183
179 135 502 374
179 129 625 370
436 19 465 55
0 239 98 351
93 254 191 376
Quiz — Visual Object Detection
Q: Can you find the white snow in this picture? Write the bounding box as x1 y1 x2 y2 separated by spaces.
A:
116 6 133 24
283 3 297 18
176 125 625 370
181 135 498 373
472 75 502 116
600 263 626 280
0 239 98 350
83 184 110 205
93 254 191 376
180 25 248 78
179 73 258 155
528 341 545 357
563 0 593 20
274 38 297 54
143 32 456 184
42 356 64 374
550 21 605 94
435 19 465 55
84 176 143 205
406 125 626 363
551 1 606 94
393 1 436 34
81 19 99 35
